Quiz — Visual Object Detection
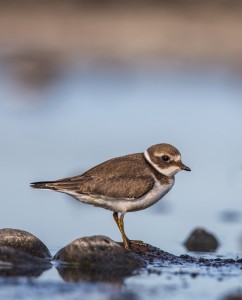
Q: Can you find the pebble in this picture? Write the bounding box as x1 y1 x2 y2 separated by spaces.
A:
184 228 219 252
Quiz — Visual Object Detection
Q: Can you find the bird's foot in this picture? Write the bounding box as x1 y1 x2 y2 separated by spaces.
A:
129 240 144 245
128 239 146 246
120 239 147 251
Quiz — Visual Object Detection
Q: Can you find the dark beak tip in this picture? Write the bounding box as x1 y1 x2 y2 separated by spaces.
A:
181 163 191 172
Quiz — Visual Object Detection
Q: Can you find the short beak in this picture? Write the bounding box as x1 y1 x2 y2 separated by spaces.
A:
179 162 191 171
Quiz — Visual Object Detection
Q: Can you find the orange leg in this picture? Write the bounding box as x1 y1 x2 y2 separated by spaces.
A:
113 212 129 249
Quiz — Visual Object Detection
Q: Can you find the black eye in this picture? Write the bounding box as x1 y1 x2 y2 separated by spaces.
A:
161 155 170 162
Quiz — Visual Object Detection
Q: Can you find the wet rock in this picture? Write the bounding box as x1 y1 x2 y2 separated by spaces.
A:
184 228 219 252
54 235 145 274
54 237 191 282
0 228 51 259
0 246 51 276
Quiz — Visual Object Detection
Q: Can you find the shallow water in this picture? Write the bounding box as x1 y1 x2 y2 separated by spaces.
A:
0 258 242 300
0 65 242 299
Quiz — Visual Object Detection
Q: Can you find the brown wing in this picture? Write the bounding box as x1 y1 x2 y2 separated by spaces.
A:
33 153 155 199
65 174 154 199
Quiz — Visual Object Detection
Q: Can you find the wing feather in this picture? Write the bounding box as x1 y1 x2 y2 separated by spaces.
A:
40 154 155 199
57 175 155 199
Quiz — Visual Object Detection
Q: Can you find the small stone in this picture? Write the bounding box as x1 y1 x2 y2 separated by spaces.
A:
0 228 51 259
54 235 145 272
184 228 219 252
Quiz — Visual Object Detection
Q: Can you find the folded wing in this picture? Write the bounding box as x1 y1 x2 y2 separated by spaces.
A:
31 153 155 199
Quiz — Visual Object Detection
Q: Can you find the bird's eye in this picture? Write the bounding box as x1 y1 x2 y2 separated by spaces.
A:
161 155 170 162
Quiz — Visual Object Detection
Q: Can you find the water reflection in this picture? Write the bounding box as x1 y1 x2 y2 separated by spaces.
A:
0 266 50 278
57 265 129 284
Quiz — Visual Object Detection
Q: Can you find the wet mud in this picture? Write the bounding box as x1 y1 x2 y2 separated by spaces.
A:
121 241 242 269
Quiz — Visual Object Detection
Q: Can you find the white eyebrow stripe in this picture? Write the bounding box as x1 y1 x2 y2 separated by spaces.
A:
153 152 166 157
153 151 181 161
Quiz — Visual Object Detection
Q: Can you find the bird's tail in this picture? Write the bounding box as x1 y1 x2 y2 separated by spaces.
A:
30 181 58 190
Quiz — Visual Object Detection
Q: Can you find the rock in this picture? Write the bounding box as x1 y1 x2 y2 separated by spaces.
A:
56 240 185 283
54 236 145 275
0 229 52 276
0 228 51 259
184 228 219 252
0 246 51 276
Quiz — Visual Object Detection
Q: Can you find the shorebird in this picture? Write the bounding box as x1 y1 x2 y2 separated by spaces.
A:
31 143 191 249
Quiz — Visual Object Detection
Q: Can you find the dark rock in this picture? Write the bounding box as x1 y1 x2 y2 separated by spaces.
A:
0 228 51 259
184 228 219 252
0 246 51 276
54 236 145 274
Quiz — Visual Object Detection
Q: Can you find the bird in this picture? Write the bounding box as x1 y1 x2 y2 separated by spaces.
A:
31 143 191 249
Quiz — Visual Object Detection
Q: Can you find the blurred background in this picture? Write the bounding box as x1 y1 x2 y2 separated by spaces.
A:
0 0 242 256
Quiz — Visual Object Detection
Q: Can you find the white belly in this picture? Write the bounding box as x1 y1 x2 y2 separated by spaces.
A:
62 177 174 214
126 178 174 212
